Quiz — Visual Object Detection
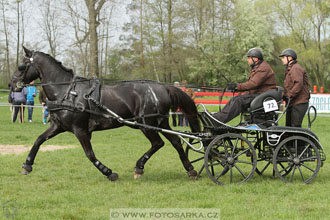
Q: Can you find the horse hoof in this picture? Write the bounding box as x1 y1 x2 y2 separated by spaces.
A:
134 167 144 179
21 168 31 175
108 173 119 181
188 170 198 180
21 163 32 175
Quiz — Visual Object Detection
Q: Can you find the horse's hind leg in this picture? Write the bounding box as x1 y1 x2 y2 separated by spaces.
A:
161 131 198 179
159 120 198 179
134 130 165 179
22 123 64 175
74 129 118 181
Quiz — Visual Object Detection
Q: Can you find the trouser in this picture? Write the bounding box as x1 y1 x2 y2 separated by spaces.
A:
286 103 309 127
172 113 177 126
213 94 258 123
27 100 35 121
43 106 49 124
12 100 26 123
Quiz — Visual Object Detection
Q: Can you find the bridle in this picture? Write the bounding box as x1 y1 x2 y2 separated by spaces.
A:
14 51 41 89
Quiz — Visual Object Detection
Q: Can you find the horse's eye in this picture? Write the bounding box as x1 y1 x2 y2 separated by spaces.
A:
18 63 27 71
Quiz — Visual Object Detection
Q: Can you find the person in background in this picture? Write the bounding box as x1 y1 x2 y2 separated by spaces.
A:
26 81 38 122
39 88 49 125
212 48 276 123
172 81 180 127
184 85 195 126
178 80 188 126
279 48 310 127
9 87 27 123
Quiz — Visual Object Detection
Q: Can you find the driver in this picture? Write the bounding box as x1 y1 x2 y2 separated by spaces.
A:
213 48 276 123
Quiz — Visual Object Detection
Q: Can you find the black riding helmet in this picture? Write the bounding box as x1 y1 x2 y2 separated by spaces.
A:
247 48 264 60
279 48 297 60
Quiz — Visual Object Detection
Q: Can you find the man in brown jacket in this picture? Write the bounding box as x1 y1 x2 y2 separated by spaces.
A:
213 48 276 123
279 48 310 127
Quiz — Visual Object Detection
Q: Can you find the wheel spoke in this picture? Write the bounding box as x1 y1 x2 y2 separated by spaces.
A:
300 163 315 173
236 160 252 165
234 148 250 159
294 139 298 156
277 157 293 163
289 165 297 182
234 164 247 179
209 160 222 166
230 138 239 157
210 148 222 158
297 166 305 182
279 163 292 175
300 156 318 162
298 144 311 159
283 145 293 157
215 164 229 180
230 166 233 183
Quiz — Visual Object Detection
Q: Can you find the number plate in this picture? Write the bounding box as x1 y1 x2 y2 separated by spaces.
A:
263 99 278 112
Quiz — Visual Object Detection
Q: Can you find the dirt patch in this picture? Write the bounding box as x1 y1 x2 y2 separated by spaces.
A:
0 145 77 155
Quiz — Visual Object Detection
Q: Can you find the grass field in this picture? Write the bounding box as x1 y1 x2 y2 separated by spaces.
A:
0 94 330 220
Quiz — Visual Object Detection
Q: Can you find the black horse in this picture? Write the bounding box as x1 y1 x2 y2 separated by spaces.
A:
10 46 200 181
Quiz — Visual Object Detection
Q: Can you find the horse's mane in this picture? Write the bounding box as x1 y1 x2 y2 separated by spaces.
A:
38 51 74 76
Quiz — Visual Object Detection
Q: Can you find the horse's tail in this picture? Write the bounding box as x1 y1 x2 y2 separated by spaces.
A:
166 86 201 133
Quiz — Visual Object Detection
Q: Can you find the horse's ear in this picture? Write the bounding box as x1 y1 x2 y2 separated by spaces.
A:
23 46 32 57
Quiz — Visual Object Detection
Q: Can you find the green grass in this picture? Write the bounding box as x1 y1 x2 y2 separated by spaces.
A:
0 98 330 219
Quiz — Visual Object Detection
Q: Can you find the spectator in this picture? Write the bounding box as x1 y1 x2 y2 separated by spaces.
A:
26 81 38 122
279 48 310 127
39 88 49 125
184 86 195 126
172 82 180 127
9 87 27 123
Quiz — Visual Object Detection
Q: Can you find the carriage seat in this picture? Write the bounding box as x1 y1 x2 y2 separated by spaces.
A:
241 87 283 127
249 87 283 112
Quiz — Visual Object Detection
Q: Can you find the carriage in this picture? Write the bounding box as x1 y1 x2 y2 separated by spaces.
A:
184 88 326 185
11 47 326 185
105 86 326 185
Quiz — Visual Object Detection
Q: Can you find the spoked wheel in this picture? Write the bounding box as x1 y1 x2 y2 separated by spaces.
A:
273 136 321 184
204 133 257 185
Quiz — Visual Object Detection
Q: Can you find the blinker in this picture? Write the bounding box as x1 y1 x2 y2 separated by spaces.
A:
18 63 27 71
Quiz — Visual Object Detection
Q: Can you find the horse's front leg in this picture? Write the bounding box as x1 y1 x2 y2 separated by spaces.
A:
22 123 64 175
74 129 119 181
134 130 165 179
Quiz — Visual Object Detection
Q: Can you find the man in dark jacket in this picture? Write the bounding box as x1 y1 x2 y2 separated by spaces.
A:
9 87 27 123
213 48 276 123
279 48 310 127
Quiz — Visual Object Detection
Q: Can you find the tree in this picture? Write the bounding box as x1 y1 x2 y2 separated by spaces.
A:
38 0 61 58
1 0 11 83
266 0 330 88
84 0 106 77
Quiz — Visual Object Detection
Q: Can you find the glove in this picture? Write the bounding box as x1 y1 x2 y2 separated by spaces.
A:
227 82 237 91
282 95 288 103
283 95 291 105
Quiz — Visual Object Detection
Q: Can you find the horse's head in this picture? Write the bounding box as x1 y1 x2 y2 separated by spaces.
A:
10 46 40 91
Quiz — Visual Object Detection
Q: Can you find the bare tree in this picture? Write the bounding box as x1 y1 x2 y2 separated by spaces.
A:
38 0 61 58
84 0 106 77
1 0 11 82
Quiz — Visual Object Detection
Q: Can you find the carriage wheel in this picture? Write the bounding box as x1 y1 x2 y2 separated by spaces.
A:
273 136 321 184
204 133 257 185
